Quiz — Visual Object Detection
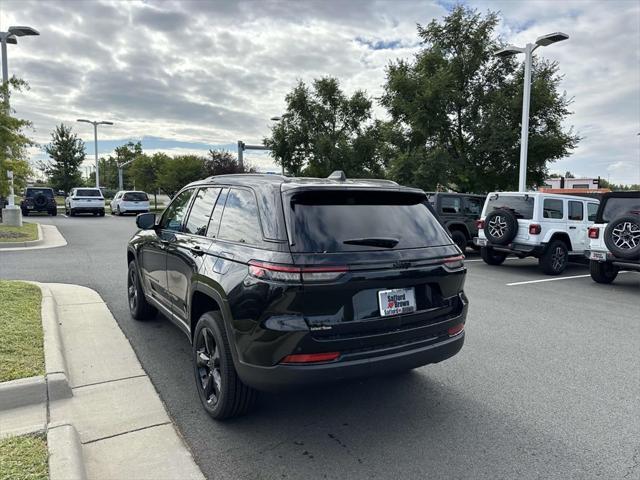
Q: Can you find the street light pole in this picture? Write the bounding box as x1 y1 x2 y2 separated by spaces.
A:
495 32 569 192
77 119 113 189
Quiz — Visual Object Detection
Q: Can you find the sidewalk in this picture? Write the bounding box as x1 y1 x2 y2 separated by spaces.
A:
0 283 204 480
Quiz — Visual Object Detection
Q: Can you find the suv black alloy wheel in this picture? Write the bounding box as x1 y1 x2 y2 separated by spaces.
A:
604 214 640 260
540 240 568 275
484 210 518 245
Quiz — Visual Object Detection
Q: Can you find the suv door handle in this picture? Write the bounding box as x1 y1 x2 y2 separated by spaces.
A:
569 226 576 229
189 245 205 256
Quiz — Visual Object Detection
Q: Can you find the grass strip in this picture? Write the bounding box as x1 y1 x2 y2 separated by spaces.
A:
0 223 38 243
0 434 48 480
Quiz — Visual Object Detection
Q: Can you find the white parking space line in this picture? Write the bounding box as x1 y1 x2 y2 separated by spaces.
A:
506 271 634 286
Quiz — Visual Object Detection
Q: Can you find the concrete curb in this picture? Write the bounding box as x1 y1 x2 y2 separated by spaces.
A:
39 283 73 402
48 423 88 480
0 222 45 248
0 376 46 410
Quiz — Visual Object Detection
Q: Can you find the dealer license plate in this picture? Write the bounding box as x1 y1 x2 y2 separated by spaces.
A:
589 251 607 261
378 287 416 317
475 237 487 246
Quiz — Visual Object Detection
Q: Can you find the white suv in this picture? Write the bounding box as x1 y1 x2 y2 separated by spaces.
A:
586 191 640 283
65 187 105 217
474 192 599 275
110 191 150 216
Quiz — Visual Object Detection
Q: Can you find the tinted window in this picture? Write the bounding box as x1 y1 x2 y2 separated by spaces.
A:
184 188 220 236
602 197 640 222
287 190 451 253
26 188 54 198
76 189 102 197
160 189 194 231
568 201 583 221
543 199 564 219
207 188 229 238
464 197 483 216
217 189 263 245
587 203 598 222
440 196 461 214
123 192 148 201
486 195 534 219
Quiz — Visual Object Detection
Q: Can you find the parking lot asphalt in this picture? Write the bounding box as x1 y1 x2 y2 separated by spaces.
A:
1 214 638 480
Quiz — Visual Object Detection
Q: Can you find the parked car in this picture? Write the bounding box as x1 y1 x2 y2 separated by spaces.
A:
474 192 599 275
585 191 640 283
20 187 57 216
126 172 469 419
65 187 105 216
425 192 485 251
110 191 150 215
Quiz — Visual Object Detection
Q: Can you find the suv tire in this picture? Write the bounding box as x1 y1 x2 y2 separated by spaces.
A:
481 247 507 265
604 214 640 260
49 209 57 216
127 261 157 320
193 311 257 419
450 230 467 252
589 260 618 284
539 240 568 275
483 210 518 245
21 209 29 217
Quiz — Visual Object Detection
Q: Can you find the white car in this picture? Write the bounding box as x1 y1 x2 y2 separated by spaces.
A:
65 187 105 217
585 191 640 283
110 191 150 216
474 191 599 275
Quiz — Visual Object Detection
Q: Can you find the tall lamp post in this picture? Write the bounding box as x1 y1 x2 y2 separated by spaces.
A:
495 32 569 192
77 119 113 189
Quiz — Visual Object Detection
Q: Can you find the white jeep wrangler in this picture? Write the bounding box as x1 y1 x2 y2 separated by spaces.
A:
585 191 640 283
474 192 599 275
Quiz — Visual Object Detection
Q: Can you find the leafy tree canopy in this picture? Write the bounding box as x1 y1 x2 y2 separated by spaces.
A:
42 123 85 194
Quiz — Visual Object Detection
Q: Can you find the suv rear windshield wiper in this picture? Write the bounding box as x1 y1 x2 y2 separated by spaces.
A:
343 237 399 248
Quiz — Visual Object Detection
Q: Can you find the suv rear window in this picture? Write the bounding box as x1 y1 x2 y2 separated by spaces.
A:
601 197 640 222
485 194 534 219
76 189 102 197
287 190 451 252
123 192 148 201
26 188 54 198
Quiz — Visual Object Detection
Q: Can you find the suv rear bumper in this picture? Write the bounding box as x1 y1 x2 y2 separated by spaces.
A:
474 238 544 257
235 323 466 392
585 249 640 270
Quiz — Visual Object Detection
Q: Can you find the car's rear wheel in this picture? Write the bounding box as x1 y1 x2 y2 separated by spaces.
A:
21 209 29 217
49 209 57 216
589 260 618 284
450 230 467 253
481 247 507 265
127 261 156 320
193 311 257 420
539 240 568 275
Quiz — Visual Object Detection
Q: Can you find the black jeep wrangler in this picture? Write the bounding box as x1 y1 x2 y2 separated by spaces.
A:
425 192 486 251
20 187 58 216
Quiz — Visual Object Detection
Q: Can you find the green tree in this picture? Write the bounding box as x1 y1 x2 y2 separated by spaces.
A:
204 149 252 176
115 141 143 189
264 77 385 177
0 79 34 200
129 152 169 208
380 6 579 193
157 154 205 197
42 124 85 194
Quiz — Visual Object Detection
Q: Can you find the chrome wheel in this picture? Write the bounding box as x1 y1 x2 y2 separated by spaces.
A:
551 246 566 272
127 267 138 311
612 221 640 250
488 215 507 238
196 328 222 407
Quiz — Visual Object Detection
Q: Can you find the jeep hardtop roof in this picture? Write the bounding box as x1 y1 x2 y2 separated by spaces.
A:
487 191 596 203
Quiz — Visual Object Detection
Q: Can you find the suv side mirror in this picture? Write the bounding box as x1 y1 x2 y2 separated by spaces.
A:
136 212 156 230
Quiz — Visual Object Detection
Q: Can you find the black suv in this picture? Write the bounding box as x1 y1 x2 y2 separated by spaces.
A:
20 187 57 216
126 173 469 419
425 192 485 251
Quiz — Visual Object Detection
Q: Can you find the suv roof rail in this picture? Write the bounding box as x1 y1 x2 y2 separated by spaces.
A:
328 170 346 181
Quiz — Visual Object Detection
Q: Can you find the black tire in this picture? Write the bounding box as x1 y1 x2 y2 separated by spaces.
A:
99 210 105 217
117 206 122 216
589 260 618 284
450 230 467 252
603 214 640 260
483 209 518 245
539 240 569 275
21 209 29 217
33 194 47 208
69 209 75 217
127 260 157 320
481 247 507 265
193 311 257 420
50 209 57 216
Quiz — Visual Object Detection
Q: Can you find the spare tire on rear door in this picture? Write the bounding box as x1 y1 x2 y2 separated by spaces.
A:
604 214 640 259
483 209 518 245
33 193 47 208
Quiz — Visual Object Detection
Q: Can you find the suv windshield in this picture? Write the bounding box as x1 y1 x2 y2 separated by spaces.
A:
123 192 148 201
26 188 54 198
287 190 451 252
601 196 640 222
485 194 534 219
76 189 102 197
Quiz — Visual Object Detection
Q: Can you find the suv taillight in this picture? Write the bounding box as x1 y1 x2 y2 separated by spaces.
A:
475 219 484 229
588 227 599 239
529 224 542 235
248 261 348 283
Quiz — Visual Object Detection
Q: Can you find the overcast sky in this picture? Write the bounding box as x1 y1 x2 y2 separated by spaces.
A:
2 0 639 183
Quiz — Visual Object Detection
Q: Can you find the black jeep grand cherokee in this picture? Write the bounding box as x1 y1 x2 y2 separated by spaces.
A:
127 173 468 419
